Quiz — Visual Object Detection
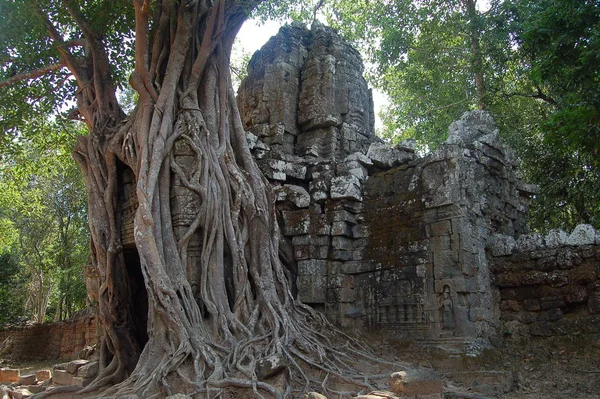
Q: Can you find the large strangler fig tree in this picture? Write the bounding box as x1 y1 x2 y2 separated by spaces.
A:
2 0 393 397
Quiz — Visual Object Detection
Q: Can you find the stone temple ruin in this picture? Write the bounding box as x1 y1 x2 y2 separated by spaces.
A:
236 22 600 344
1 24 599 393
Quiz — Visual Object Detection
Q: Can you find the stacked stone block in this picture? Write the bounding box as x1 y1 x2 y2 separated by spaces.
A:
0 310 97 361
489 225 600 337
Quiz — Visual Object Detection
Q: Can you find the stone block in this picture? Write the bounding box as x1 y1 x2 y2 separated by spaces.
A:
309 178 330 202
65 359 89 375
545 229 569 248
72 376 94 387
521 271 548 285
298 275 326 303
516 233 544 252
331 221 353 236
430 220 452 237
389 369 444 396
273 184 311 208
34 370 51 382
547 271 569 287
330 175 362 201
357 392 401 399
52 370 74 386
332 236 355 251
292 235 329 246
281 210 311 236
77 361 99 378
367 142 415 168
564 286 587 304
0 369 19 383
8 388 33 399
298 260 327 276
567 224 596 246
17 374 35 385
352 224 369 238
330 250 354 261
301 393 328 399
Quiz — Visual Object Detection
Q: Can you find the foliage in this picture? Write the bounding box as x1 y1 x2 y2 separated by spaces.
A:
0 252 27 327
0 121 89 323
327 0 600 231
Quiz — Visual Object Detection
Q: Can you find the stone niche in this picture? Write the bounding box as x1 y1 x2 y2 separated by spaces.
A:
237 23 552 343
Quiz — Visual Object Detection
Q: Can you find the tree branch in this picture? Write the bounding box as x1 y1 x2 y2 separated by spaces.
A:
501 86 558 106
0 62 65 88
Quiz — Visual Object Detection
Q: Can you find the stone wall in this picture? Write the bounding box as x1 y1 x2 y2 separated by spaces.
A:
0 310 97 361
489 226 600 337
237 23 600 344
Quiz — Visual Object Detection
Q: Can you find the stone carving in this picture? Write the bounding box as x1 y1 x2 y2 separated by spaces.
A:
438 285 456 333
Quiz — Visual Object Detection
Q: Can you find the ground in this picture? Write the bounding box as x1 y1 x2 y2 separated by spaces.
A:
2 333 599 398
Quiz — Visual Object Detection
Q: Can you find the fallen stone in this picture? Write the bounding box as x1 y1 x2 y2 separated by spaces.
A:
34 370 51 382
567 224 596 246
52 370 74 386
19 385 46 394
301 393 328 399
389 369 444 396
0 385 9 399
0 368 20 384
77 361 99 378
7 388 32 399
65 359 89 375
17 374 36 385
357 391 400 399
255 354 287 380
366 142 414 168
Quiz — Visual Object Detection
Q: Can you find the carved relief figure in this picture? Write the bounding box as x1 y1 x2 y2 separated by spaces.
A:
438 285 456 331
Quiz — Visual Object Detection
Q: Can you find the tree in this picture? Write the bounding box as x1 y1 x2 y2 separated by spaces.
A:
2 1 386 397
327 0 600 230
0 128 88 324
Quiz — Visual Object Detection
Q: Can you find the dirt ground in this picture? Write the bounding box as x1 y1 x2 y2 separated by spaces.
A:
3 333 600 398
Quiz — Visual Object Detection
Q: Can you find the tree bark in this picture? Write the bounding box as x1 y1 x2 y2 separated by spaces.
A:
464 0 487 110
37 1 394 397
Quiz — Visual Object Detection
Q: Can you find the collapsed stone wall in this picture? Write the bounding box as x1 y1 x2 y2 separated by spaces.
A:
489 226 600 338
0 310 97 361
238 23 600 343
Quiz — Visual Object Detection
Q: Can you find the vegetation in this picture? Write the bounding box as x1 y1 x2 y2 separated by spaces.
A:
0 121 88 327
1 0 389 397
0 0 597 396
327 0 600 231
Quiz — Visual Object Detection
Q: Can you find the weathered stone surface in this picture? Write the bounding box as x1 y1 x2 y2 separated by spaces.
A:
488 234 516 256
166 395 193 399
65 359 89 375
273 184 311 208
52 370 74 386
0 369 19 384
34 370 51 382
255 354 288 380
545 229 569 248
330 175 362 201
389 369 444 396
77 361 98 378
446 110 500 146
567 224 596 246
17 374 35 385
516 233 544 252
300 393 328 399
367 142 415 168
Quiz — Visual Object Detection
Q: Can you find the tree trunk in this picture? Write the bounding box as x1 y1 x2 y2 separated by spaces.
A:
66 1 388 397
464 0 486 110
